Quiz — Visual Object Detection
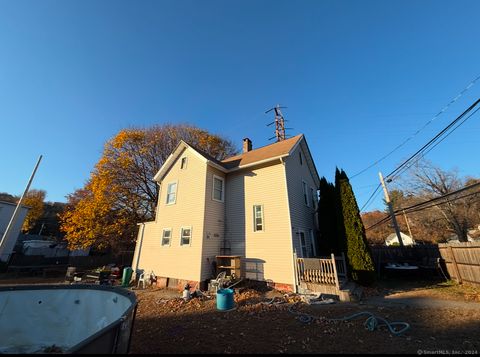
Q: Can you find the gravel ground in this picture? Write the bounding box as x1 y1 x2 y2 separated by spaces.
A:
129 286 480 354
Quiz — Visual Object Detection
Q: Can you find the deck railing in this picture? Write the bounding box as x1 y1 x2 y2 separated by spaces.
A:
296 253 347 289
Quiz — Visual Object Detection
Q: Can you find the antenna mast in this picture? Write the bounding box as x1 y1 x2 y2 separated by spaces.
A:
266 104 289 142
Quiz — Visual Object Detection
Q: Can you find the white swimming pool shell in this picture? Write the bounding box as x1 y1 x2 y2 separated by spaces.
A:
0 285 137 354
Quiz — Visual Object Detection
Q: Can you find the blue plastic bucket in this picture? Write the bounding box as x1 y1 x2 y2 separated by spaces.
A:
216 288 235 311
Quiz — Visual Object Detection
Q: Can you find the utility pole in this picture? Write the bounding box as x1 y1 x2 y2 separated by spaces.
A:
378 171 404 247
0 155 43 260
402 209 414 239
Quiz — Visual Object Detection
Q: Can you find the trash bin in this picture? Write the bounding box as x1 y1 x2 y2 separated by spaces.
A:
121 267 133 287
216 288 235 311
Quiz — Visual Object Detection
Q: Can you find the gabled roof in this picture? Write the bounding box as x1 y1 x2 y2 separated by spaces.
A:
153 141 228 182
153 133 320 187
221 134 303 170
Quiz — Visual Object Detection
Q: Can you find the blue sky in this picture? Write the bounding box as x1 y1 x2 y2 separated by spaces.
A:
1 0 479 211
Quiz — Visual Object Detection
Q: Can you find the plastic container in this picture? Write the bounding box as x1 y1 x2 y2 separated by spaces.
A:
121 267 133 287
216 288 234 311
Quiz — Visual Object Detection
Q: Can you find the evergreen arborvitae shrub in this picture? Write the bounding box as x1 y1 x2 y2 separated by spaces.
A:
337 169 376 285
318 177 339 255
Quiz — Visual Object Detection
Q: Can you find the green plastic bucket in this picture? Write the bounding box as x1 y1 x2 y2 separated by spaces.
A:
216 288 234 311
121 267 133 287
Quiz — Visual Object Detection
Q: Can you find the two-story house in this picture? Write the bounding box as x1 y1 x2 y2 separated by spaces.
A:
131 134 320 291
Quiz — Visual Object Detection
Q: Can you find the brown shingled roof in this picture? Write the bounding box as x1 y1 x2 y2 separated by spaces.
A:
221 134 303 170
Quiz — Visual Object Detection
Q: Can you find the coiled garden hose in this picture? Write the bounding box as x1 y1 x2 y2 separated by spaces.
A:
287 304 410 336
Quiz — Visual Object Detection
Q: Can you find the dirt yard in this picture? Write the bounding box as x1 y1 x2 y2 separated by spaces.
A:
129 281 480 354
1 274 479 354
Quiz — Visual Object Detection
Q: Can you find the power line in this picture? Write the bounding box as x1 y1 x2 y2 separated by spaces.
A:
359 184 382 212
350 75 480 180
365 181 480 230
386 97 480 181
388 105 480 182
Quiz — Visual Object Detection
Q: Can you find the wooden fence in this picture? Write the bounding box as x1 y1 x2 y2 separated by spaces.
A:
438 242 480 286
8 251 134 269
370 245 441 271
296 254 347 289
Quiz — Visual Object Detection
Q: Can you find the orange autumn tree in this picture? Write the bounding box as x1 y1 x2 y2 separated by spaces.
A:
21 189 46 233
60 124 237 252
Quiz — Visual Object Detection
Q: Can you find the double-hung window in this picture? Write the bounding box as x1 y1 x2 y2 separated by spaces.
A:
310 187 317 210
162 229 171 246
253 205 264 232
299 231 308 257
213 175 225 202
302 181 309 206
166 182 177 205
181 227 192 246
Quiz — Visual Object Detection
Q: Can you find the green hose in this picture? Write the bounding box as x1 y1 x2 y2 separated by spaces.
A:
287 305 410 336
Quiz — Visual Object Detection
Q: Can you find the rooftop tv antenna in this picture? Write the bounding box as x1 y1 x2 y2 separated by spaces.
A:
265 104 293 142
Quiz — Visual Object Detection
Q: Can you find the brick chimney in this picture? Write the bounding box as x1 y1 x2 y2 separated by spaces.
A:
243 138 252 153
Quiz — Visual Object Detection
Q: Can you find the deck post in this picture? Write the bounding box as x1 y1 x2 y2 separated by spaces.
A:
331 253 340 290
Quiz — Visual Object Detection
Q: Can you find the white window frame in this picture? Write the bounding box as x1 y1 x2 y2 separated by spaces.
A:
309 229 317 257
298 230 307 258
302 180 309 207
166 181 178 205
161 228 172 246
180 226 192 246
310 187 317 210
180 156 188 170
253 204 264 232
212 175 225 203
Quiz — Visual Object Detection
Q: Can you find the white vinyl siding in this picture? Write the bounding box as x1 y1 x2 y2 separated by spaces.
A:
225 162 294 286
200 166 226 281
253 205 264 232
161 229 171 246
181 227 192 246
166 182 177 205
134 146 207 283
285 142 319 260
212 175 225 202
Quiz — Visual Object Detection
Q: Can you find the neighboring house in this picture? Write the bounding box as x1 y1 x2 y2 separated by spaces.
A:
385 232 415 246
0 201 29 262
132 134 320 291
446 234 478 244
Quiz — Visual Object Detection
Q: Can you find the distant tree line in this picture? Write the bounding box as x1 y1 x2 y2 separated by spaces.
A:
361 160 480 244
0 190 66 239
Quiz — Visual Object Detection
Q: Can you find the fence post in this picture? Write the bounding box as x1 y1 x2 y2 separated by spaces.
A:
331 253 340 290
448 246 462 284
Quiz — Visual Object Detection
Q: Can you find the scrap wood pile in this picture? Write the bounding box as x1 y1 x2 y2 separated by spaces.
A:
137 287 306 317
